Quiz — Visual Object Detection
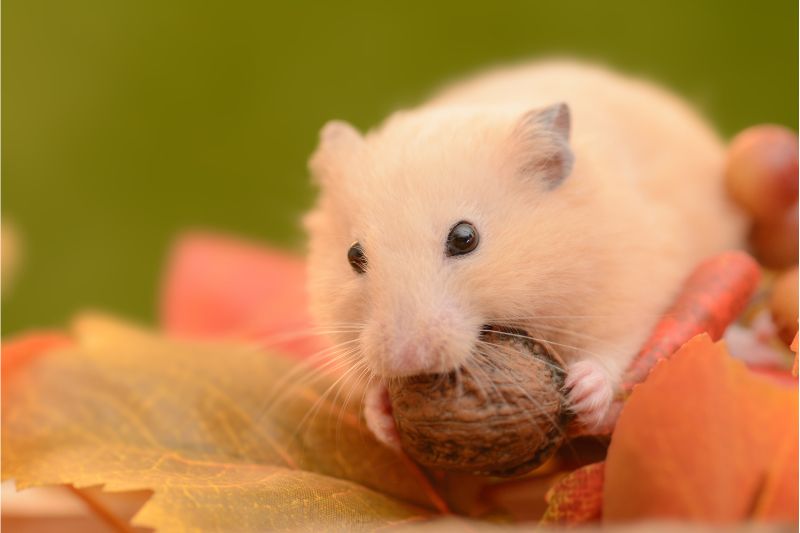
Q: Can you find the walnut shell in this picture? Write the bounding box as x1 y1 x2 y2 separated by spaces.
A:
388 331 570 477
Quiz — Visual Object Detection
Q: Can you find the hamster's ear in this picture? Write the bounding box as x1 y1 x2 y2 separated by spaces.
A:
319 120 362 149
309 120 363 188
511 102 574 188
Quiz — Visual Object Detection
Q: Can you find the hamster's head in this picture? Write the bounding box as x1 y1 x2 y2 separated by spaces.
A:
305 103 581 379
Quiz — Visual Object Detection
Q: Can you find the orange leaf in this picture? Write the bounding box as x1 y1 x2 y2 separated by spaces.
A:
540 462 604 526
604 334 798 523
1 331 72 376
160 233 325 358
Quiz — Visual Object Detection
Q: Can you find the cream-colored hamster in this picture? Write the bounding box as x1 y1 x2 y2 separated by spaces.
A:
304 60 745 443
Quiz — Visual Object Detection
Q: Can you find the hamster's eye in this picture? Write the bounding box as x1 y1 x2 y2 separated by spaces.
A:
348 242 367 274
446 221 479 257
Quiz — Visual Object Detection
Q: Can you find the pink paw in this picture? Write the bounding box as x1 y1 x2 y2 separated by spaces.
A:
564 359 615 431
363 383 402 450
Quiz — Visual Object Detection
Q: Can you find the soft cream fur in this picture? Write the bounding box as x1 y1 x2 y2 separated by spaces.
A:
304 60 746 428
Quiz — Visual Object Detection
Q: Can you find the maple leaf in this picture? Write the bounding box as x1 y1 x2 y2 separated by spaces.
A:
2 315 444 532
603 334 798 523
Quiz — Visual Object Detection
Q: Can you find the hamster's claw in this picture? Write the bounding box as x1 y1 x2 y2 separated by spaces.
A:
564 359 615 432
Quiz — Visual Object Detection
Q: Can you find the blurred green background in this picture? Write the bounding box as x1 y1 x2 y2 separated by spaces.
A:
3 1 797 334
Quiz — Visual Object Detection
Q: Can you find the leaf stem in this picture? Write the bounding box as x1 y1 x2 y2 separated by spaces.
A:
67 485 139 533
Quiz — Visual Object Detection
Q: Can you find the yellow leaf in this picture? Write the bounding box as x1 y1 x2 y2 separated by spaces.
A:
3 315 436 531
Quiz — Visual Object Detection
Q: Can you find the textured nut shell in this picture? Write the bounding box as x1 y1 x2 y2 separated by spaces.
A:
388 332 568 476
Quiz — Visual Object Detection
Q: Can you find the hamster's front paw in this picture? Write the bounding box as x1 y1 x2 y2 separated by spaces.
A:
564 359 615 431
363 382 402 450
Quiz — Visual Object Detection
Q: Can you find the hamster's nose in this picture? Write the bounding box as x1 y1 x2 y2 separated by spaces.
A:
360 305 477 377
382 343 432 377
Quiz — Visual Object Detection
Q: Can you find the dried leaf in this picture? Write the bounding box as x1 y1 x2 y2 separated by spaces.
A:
1 330 71 374
604 334 798 523
160 233 325 358
3 315 438 531
540 462 604 526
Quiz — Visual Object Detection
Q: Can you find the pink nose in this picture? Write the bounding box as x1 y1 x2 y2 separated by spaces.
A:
383 343 431 377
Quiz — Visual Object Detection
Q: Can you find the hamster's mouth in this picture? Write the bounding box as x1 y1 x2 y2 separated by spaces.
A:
481 324 530 338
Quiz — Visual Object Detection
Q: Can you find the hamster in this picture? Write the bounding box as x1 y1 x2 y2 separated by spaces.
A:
303 60 746 444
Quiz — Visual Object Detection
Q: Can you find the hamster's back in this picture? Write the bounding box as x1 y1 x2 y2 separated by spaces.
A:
426 60 745 258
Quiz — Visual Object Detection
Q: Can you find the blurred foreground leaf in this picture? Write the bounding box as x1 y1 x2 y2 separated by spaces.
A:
160 233 326 359
604 334 798 522
2 315 436 531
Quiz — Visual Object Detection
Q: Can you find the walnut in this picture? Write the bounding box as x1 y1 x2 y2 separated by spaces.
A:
388 330 570 477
